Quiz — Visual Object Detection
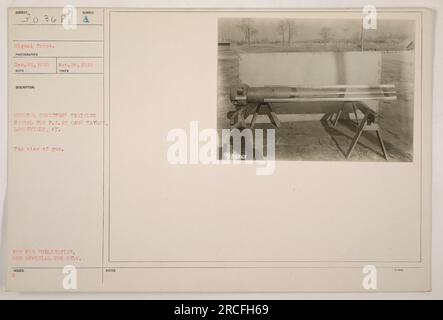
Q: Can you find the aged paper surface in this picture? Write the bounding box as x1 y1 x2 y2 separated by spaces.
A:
6 8 432 292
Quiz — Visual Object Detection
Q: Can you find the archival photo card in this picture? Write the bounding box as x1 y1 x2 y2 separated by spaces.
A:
5 8 432 292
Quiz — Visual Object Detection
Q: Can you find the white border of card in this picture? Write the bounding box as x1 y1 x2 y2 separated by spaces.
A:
6 7 432 292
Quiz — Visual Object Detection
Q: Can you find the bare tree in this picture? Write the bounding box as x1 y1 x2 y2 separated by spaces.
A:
249 27 258 44
286 20 298 45
237 19 257 45
342 27 349 42
360 24 364 51
319 27 333 43
277 21 287 44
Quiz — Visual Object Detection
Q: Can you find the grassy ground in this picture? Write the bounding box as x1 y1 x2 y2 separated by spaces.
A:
217 45 414 162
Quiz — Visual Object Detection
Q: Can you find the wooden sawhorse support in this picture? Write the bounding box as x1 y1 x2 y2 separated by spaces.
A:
250 103 281 129
327 101 388 160
345 106 388 160
228 102 389 160
328 101 360 127
229 102 281 129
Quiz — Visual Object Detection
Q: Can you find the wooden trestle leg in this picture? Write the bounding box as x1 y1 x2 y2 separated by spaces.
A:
329 102 360 127
250 103 281 129
332 103 344 127
351 102 359 125
345 109 389 160
230 104 256 129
